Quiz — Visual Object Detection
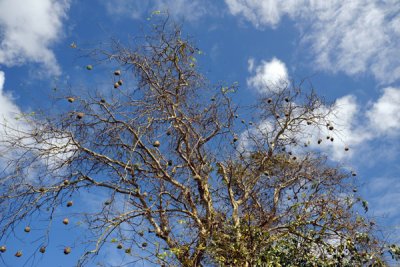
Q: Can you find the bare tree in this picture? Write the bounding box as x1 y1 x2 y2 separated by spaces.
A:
0 19 398 267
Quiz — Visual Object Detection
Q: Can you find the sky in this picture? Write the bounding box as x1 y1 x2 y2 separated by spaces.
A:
0 0 400 266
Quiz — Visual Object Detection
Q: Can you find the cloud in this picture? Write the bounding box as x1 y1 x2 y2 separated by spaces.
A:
225 0 292 28
244 59 360 160
0 71 30 169
105 0 211 22
0 72 75 178
225 0 400 83
300 88 400 160
243 60 400 160
0 71 23 128
294 95 366 161
310 95 369 160
0 0 70 75
367 87 400 136
244 58 365 160
297 88 400 161
247 57 289 92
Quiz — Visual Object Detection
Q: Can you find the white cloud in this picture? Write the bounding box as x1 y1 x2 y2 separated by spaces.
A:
0 71 23 129
247 58 255 72
0 0 70 75
242 84 400 161
292 95 367 161
0 71 30 172
236 98 355 161
225 0 400 83
0 72 75 177
308 95 368 160
225 0 292 28
247 57 289 92
367 87 400 135
105 0 211 22
294 88 400 160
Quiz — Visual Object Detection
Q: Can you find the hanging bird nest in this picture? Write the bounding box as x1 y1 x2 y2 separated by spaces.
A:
64 247 71 255
76 112 84 119
153 140 160 147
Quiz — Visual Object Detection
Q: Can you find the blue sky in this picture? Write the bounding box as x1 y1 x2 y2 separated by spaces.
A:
0 0 400 266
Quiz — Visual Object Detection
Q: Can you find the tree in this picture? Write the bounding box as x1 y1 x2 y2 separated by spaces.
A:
0 18 398 266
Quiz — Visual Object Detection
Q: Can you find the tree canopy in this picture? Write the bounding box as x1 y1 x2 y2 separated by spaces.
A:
0 19 399 267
